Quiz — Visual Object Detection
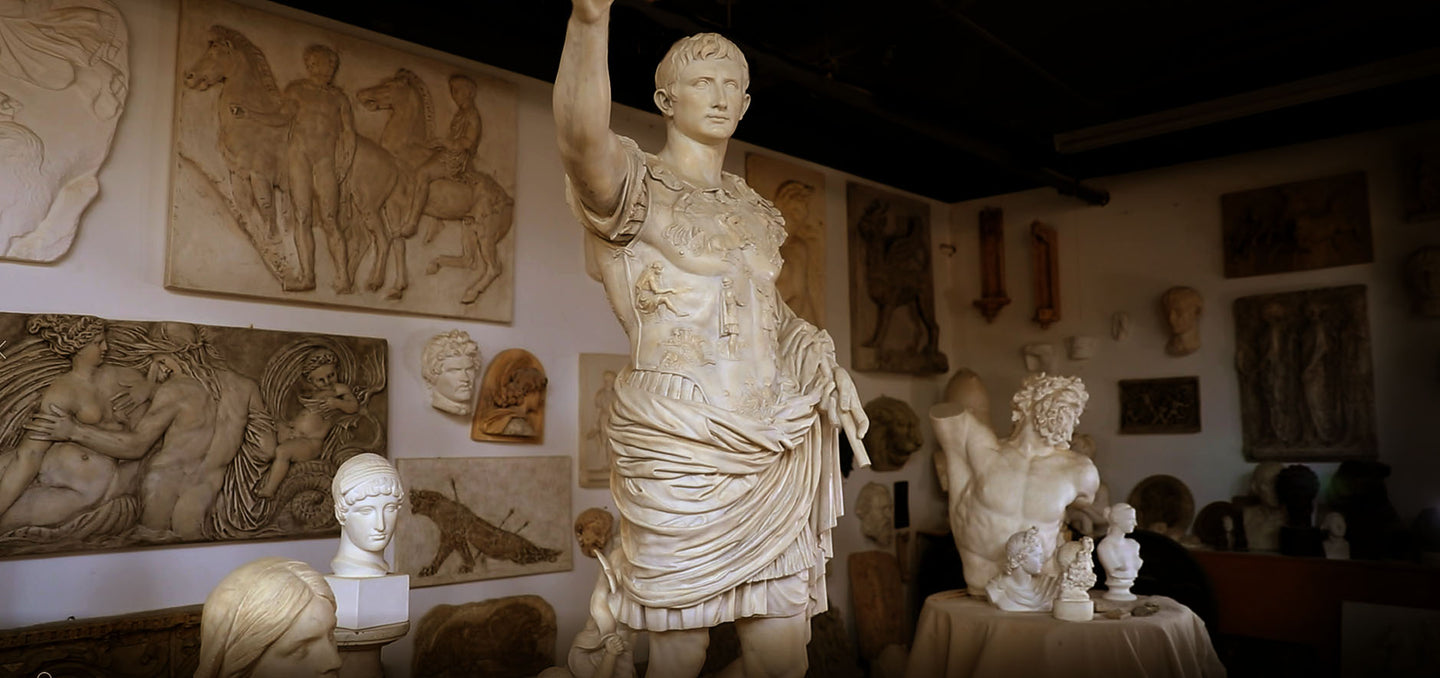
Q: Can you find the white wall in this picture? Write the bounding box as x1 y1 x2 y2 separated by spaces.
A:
0 0 949 673
942 120 1440 528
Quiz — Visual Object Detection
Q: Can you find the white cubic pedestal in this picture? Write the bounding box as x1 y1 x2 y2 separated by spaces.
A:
326 574 410 630
1053 597 1094 622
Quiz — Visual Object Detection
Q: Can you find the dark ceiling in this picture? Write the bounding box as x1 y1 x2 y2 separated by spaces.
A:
273 0 1440 204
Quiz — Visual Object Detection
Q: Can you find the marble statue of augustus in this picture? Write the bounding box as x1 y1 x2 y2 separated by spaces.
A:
554 1 870 675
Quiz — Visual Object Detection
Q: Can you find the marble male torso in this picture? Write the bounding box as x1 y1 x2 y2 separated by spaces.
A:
579 137 795 416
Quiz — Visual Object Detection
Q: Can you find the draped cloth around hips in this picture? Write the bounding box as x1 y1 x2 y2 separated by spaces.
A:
604 371 844 631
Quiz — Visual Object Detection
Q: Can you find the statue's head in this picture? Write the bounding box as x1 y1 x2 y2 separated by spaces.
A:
1011 373 1088 448
653 33 751 144
1161 286 1203 336
196 557 340 678
1003 526 1044 576
331 453 404 568
422 330 481 413
1106 503 1138 534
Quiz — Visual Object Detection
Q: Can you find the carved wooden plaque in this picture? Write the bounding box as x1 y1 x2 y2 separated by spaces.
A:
1221 172 1372 278
846 182 948 374
746 153 828 328
395 456 571 587
169 0 518 321
413 596 556 678
576 352 627 488
972 206 1011 322
1118 376 1201 434
471 348 546 443
1030 220 1060 329
1233 285 1376 461
0 312 387 559
0 605 202 678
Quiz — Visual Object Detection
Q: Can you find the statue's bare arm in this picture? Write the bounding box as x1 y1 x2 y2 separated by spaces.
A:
554 0 629 219
27 387 184 461
1071 459 1101 508
931 404 996 495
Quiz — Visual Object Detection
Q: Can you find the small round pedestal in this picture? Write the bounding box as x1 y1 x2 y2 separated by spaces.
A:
1053 598 1094 622
335 620 409 678
1103 579 1136 602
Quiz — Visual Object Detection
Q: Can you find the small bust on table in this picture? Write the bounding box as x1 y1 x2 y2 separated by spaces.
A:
986 526 1060 612
1098 503 1142 601
331 453 404 577
1054 536 1096 621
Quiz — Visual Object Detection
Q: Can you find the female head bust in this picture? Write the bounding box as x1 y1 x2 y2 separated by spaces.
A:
197 557 340 678
331 453 404 577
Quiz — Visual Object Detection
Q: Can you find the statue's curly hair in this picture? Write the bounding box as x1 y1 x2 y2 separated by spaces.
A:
27 314 105 357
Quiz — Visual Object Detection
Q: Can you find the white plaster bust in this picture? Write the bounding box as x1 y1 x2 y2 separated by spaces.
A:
857 482 895 547
422 330 481 415
1322 511 1350 560
1097 503 1142 601
985 526 1060 612
197 557 341 678
931 373 1100 597
1161 286 1203 356
1242 462 1286 552
331 453 405 578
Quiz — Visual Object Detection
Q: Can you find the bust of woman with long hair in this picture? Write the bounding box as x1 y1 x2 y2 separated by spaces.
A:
196 556 341 678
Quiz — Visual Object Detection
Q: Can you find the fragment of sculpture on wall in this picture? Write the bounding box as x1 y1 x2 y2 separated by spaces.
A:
972 207 1011 322
1118 376 1201 434
471 348 546 443
577 352 627 488
1127 474 1195 536
422 329 481 416
1233 285 1376 461
394 456 569 587
746 153 827 328
1160 286 1203 356
862 395 922 472
0 604 202 677
168 0 517 321
413 596 557 678
0 0 128 263
0 312 387 559
847 182 948 374
1030 220 1061 329
1221 171 1373 278
931 372 1099 597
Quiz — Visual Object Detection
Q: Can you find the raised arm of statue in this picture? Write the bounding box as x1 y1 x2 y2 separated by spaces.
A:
929 403 994 497
554 0 629 218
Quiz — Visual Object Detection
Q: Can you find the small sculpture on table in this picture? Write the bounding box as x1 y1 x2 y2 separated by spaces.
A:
1322 512 1350 560
197 557 342 678
1054 536 1096 622
1098 503 1142 602
931 372 1099 598
985 526 1059 612
1241 462 1286 552
422 330 481 416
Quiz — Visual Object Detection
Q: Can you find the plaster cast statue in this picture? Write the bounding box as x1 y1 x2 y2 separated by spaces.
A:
984 526 1060 612
422 330 481 416
1242 462 1286 552
1054 536 1097 622
196 556 341 678
1065 336 1096 361
555 5 870 675
931 373 1099 597
331 453 404 577
0 0 128 263
1162 286 1203 356
568 507 635 678
1322 511 1350 560
862 396 923 472
1097 503 1142 602
857 482 894 548
1063 434 1111 538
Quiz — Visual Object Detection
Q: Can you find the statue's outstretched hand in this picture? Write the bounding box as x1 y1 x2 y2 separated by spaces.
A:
572 0 615 23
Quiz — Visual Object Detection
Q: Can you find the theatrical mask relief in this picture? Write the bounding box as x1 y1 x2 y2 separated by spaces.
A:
169 0 517 321
0 312 387 558
1 0 128 263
